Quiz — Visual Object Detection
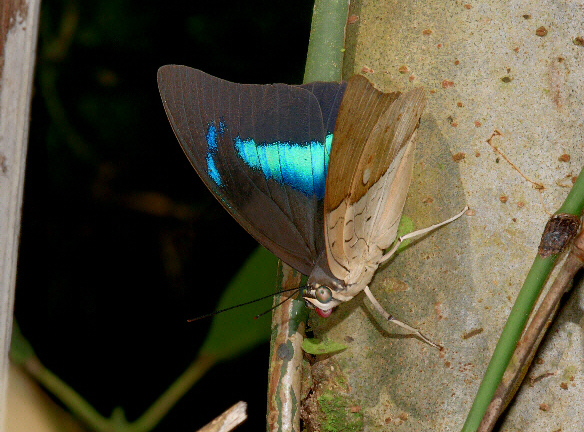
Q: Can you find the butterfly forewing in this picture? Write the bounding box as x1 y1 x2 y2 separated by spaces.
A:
350 87 426 251
323 76 400 277
324 77 426 282
324 75 400 211
158 66 346 275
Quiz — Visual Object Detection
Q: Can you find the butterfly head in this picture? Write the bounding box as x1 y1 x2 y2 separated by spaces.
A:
303 264 354 318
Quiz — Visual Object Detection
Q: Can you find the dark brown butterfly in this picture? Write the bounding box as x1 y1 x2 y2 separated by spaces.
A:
158 66 463 346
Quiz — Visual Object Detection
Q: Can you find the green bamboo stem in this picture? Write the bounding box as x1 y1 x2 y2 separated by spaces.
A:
267 1 349 431
303 0 349 83
461 164 584 431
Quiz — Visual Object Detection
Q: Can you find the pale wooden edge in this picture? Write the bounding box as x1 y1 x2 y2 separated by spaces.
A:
0 0 42 429
196 401 247 432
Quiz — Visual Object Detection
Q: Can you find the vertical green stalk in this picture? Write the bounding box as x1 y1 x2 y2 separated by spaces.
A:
460 255 557 431
267 1 350 431
461 164 584 431
303 0 349 83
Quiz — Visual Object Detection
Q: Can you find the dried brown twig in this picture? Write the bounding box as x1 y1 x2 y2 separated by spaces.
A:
197 401 247 432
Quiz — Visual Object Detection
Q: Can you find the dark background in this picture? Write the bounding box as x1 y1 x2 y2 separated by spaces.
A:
14 0 314 430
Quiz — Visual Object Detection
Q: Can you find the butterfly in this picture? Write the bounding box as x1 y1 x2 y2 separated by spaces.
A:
157 66 464 345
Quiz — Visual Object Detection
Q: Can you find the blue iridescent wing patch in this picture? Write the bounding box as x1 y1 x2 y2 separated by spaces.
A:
157 66 346 275
233 136 331 199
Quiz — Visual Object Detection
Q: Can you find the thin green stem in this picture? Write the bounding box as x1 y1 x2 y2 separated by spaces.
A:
461 256 556 431
556 170 584 215
461 163 584 431
23 349 215 432
303 0 349 83
27 357 112 431
128 355 216 432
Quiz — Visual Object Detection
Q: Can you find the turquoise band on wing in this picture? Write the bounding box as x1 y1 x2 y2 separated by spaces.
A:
234 133 332 199
205 121 332 199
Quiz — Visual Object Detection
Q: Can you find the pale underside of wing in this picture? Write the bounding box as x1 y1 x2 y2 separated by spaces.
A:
324 77 426 285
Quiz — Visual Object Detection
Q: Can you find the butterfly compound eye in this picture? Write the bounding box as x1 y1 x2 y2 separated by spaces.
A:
315 286 333 304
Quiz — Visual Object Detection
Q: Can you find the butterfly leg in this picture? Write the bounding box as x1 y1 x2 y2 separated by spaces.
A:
364 286 442 349
380 206 469 264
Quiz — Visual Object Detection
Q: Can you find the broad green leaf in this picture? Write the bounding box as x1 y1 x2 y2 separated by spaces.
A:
199 246 278 361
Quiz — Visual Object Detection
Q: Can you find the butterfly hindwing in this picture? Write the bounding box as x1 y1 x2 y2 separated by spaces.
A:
324 76 426 282
157 66 346 275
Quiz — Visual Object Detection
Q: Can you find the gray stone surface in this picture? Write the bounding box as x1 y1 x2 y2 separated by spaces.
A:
311 0 584 430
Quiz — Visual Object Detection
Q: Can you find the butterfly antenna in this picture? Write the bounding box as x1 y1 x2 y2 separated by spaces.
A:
187 287 302 322
363 286 443 350
254 286 304 320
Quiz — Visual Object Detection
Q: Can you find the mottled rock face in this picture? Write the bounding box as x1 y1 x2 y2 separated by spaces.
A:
324 1 584 430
